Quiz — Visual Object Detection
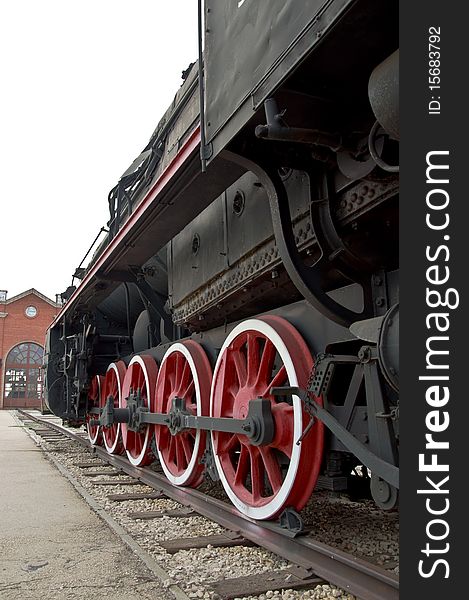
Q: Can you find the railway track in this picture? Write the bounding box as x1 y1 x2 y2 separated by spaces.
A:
16 409 399 600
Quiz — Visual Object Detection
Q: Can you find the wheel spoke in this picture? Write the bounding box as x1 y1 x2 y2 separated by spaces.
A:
175 437 186 469
167 361 176 393
181 379 195 401
259 447 283 494
180 434 193 464
137 369 144 391
219 433 238 455
234 445 249 486
246 333 260 384
175 359 191 396
256 339 276 388
158 362 168 409
248 446 264 501
262 365 287 397
174 353 182 386
168 435 176 462
231 348 247 387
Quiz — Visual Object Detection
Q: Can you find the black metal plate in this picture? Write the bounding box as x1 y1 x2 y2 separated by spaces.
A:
204 0 354 160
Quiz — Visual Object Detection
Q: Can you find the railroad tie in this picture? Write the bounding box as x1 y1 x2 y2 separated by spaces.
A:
210 566 323 600
91 480 141 486
128 508 197 520
160 531 255 554
107 492 165 502
82 470 122 477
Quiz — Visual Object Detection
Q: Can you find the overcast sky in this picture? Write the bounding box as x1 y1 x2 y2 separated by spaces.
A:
1 1 198 301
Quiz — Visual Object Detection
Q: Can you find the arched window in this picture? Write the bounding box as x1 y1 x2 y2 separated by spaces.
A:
3 342 44 408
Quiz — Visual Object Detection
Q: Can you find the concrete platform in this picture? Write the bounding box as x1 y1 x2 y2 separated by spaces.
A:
0 411 173 599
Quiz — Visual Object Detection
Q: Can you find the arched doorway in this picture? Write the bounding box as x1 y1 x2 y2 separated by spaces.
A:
3 342 44 409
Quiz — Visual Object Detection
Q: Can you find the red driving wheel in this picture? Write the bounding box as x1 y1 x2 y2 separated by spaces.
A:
154 341 212 487
101 361 126 455
121 354 158 467
86 374 104 445
210 316 324 520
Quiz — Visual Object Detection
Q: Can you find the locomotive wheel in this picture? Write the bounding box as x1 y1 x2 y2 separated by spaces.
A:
121 354 158 467
210 316 324 520
154 341 212 487
101 361 126 455
86 375 104 445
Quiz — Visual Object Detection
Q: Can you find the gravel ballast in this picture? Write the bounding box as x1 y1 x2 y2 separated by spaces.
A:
18 413 399 599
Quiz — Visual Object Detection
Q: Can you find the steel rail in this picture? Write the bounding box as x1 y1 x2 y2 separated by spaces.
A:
17 410 399 600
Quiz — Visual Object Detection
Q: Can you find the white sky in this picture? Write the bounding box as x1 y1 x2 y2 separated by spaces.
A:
1 1 198 301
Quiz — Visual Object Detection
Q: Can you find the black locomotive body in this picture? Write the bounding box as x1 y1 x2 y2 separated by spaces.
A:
44 0 399 519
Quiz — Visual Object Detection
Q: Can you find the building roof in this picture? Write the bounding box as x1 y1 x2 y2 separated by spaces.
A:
3 288 59 308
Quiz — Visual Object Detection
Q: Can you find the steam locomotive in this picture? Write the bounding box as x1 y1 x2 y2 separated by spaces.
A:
44 0 399 521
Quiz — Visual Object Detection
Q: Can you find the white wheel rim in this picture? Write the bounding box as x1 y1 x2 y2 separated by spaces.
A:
210 319 303 520
156 342 202 486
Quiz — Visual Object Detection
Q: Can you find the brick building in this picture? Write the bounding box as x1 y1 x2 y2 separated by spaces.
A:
0 289 60 409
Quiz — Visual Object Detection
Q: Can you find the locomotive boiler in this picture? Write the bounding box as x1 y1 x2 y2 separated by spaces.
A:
44 0 399 521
